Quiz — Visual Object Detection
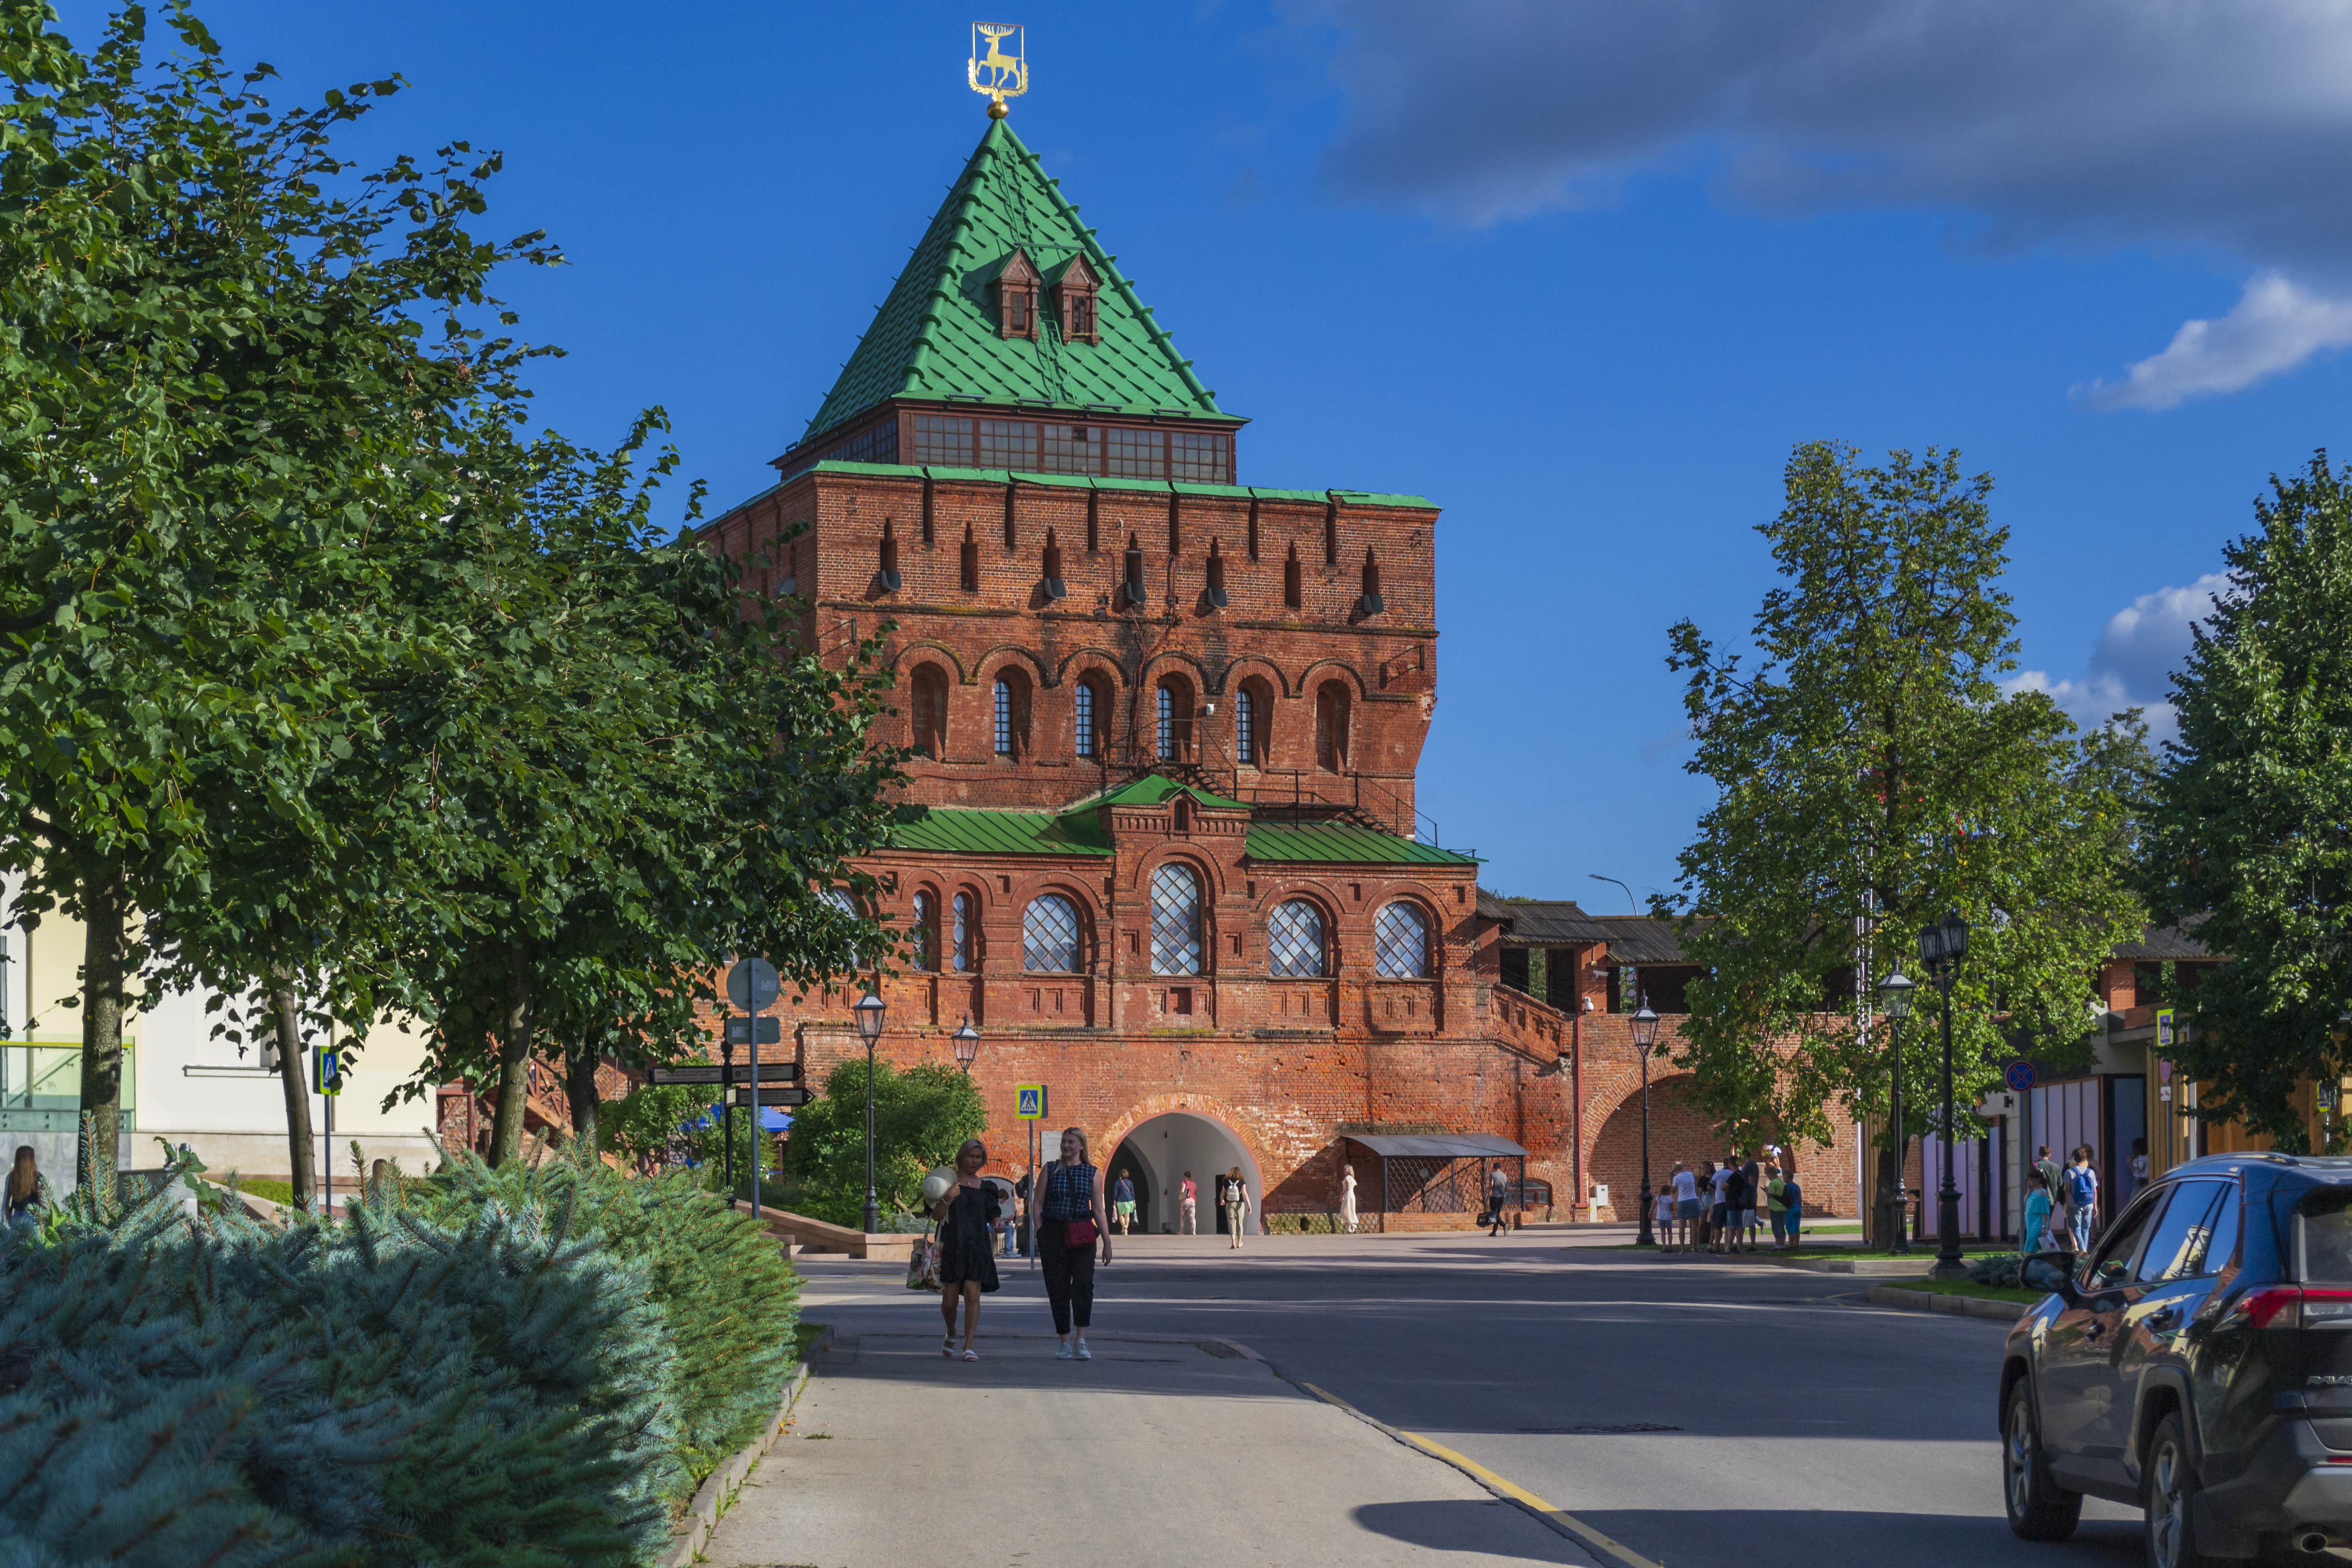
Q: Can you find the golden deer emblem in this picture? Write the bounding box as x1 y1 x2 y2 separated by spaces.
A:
969 22 1027 115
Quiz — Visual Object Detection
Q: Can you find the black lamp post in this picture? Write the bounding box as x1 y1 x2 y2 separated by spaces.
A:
854 990 886 1235
1631 997 1661 1247
1876 967 1916 1254
952 1015 981 1073
1919 910 1970 1279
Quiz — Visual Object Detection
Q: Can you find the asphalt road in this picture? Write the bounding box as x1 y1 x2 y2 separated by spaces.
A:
794 1230 2144 1568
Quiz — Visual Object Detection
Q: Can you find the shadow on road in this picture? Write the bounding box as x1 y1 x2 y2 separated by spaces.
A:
1350 1500 1596 1563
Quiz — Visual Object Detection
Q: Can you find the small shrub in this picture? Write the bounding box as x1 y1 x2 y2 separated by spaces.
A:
1967 1252 2025 1288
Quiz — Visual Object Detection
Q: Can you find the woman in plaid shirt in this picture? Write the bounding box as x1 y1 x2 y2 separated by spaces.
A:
1038 1125 1113 1360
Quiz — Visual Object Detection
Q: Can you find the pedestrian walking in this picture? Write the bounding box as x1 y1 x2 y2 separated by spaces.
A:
1181 1171 1199 1235
1779 1172 1803 1247
2067 1145 2100 1250
1765 1164 1789 1249
2036 1145 2063 1204
932 1139 1001 1362
1339 1167 1358 1234
1487 1161 1511 1236
1670 1161 1701 1253
5 1145 50 1227
1038 1126 1111 1360
2023 1170 2054 1255
1111 1167 1137 1237
1223 1165 1251 1247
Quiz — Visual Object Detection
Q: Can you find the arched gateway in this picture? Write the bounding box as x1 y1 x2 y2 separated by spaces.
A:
1101 1102 1264 1235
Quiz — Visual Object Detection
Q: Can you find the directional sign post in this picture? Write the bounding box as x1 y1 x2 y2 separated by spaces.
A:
727 959 781 1223
650 1062 798 1086
1016 1086 1048 1271
730 1087 810 1108
313 1045 342 1217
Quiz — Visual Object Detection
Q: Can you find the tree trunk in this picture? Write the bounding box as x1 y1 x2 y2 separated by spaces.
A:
270 982 317 1209
568 1045 601 1150
486 939 533 1167
75 868 127 1197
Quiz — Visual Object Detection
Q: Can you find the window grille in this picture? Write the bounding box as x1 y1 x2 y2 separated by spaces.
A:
1374 902 1431 978
1074 682 1096 757
1108 428 1165 479
1023 895 1082 973
1267 899 1325 977
995 679 1015 755
912 891 937 970
1236 688 1256 764
1149 863 1204 976
1170 431 1230 484
1157 684 1176 759
1041 424 1100 475
912 415 973 467
952 893 973 972
979 419 1037 469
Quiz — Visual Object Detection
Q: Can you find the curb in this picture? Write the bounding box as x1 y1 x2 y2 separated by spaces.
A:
1867 1283 2031 1322
660 1327 827 1568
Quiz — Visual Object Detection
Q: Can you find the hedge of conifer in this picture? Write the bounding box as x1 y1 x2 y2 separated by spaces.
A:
0 1143 799 1567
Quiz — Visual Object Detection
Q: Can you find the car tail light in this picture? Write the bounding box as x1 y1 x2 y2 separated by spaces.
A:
2222 1287 2352 1329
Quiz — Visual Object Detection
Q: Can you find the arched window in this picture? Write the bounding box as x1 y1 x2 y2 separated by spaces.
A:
1023 894 1082 973
1157 683 1175 759
951 892 974 972
993 670 1030 758
1267 899 1326 977
911 664 949 760
1073 678 1099 758
1149 863 1203 976
911 891 937 970
1157 675 1193 761
1315 681 1349 772
1235 681 1269 766
1374 901 1431 978
995 678 1015 755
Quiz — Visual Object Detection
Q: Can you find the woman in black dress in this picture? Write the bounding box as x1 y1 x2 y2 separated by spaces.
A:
933 1137 1001 1361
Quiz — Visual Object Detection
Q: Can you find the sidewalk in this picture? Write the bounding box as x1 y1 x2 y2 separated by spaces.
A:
702 1330 1602 1568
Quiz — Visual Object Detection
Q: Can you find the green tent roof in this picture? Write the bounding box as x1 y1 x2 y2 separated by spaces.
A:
801 120 1232 444
1092 775 1250 813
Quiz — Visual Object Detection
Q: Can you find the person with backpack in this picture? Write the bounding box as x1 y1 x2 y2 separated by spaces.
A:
1223 1166 1251 1248
2067 1146 2100 1250
1110 1167 1137 1236
1765 1163 1790 1248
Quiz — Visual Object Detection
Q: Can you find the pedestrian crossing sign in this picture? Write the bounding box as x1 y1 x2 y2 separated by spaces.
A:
312 1047 342 1097
1015 1084 1046 1121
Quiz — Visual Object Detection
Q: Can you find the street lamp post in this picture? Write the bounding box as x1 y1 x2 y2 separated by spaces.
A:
952 1015 981 1073
1919 910 1971 1280
854 990 886 1235
1631 998 1661 1247
1876 968 1916 1254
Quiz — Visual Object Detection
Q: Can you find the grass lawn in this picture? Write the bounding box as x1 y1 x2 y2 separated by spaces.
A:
231 1178 296 1205
1884 1277 2045 1306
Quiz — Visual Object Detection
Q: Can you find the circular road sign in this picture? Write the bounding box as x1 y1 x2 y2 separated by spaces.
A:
726 957 780 1012
2004 1060 2036 1093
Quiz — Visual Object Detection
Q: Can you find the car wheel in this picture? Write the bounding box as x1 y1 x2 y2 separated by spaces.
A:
2004 1380 2082 1542
2143 1410 2229 1568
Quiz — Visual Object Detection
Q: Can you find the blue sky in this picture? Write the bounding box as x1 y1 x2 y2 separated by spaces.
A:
65 0 2352 907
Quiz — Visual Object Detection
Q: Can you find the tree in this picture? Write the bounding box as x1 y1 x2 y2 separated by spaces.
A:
783 1058 985 1227
2141 453 2352 1148
1665 442 2142 1229
0 0 549 1194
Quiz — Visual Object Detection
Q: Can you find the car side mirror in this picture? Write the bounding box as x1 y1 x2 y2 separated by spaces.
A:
2021 1252 2080 1303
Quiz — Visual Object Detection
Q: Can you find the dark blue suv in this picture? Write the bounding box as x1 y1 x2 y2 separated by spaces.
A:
2002 1153 2352 1566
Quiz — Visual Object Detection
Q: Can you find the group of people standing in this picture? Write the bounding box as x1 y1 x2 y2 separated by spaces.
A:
1655 1149 1805 1253
2022 1143 2103 1254
927 1130 1263 1362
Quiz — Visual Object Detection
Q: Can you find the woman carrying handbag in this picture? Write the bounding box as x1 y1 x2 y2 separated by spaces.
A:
932 1139 1001 1361
1037 1125 1112 1360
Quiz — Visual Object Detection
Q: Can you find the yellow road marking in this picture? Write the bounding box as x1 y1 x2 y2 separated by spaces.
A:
1300 1382 1668 1568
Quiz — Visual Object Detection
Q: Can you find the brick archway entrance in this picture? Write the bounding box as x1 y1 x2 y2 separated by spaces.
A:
1104 1106 1263 1235
1589 1074 1722 1217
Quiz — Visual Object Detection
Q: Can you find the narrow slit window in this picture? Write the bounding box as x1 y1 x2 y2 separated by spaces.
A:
995 679 1015 756
1235 687 1256 764
1074 680 1096 757
951 893 973 972
1284 544 1302 610
911 891 937 971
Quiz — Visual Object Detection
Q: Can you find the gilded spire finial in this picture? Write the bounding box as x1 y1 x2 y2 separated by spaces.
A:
969 22 1027 117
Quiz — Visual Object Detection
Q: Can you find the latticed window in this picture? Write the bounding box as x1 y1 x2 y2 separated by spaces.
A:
979 419 1037 468
1236 687 1256 764
1169 431 1230 484
1374 901 1431 978
951 893 973 972
1074 681 1096 757
1023 895 1082 973
1108 427 1165 479
1149 863 1203 975
995 679 1015 755
912 415 974 467
1267 899 1325 977
1157 683 1176 760
1041 423 1099 475
911 892 937 971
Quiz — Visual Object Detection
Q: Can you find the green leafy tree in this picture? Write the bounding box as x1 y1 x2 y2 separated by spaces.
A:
1665 442 2142 1229
2141 454 2352 1148
0 0 551 1194
784 1058 986 1227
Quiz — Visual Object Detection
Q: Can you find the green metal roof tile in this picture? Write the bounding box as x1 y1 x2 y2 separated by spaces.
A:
887 807 1113 857
803 121 1230 444
1243 822 1480 867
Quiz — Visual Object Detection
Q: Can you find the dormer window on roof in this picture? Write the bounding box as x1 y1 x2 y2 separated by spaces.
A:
1047 254 1100 345
994 249 1042 340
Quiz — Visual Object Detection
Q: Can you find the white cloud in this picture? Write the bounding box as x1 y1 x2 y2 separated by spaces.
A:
2005 573 2231 741
2076 274 2352 410
1305 1 2352 406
